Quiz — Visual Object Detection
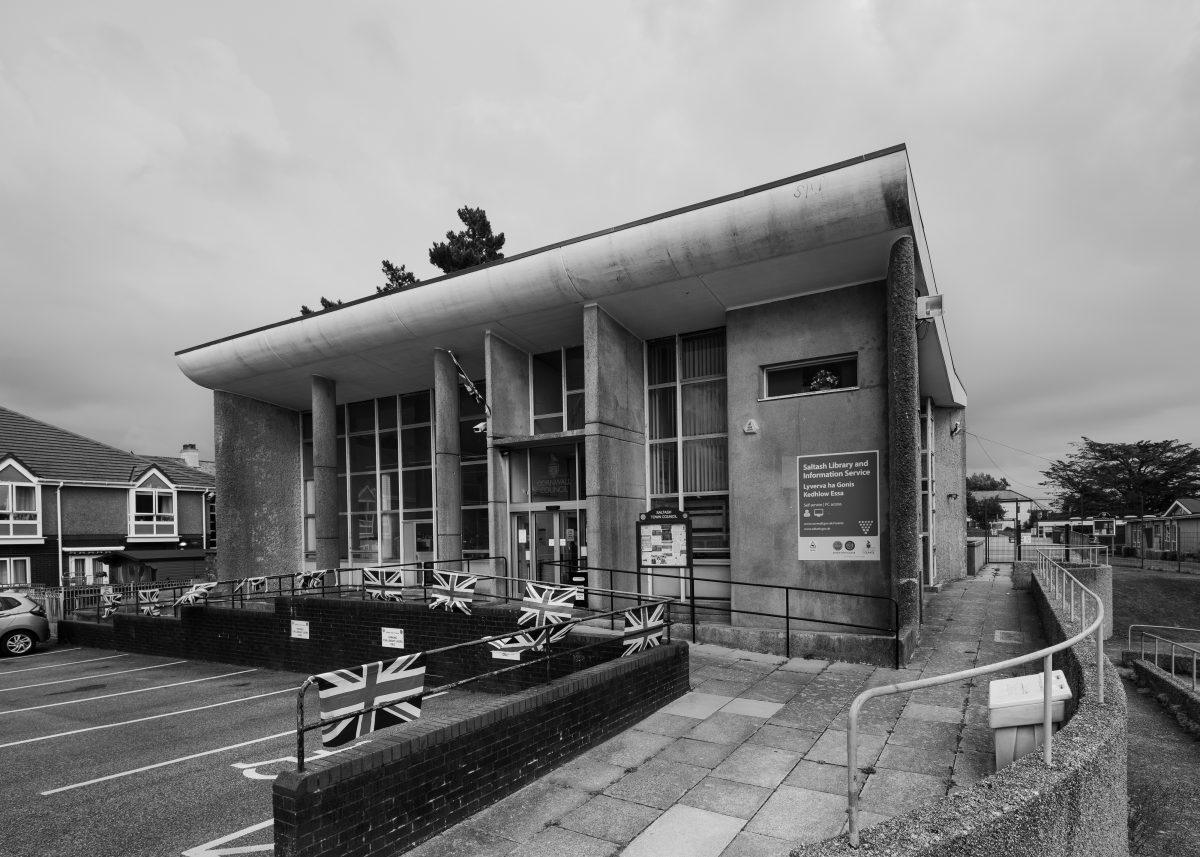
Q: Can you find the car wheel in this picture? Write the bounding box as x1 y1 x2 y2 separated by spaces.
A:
3 631 36 656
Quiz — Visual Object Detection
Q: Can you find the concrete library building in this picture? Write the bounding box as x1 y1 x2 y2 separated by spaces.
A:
177 144 967 658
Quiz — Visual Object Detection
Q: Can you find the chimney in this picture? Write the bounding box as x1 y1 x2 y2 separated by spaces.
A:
181 443 200 469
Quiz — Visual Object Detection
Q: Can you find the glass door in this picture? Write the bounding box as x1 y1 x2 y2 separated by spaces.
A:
511 509 587 585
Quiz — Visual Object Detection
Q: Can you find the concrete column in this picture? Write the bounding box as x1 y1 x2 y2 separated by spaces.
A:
433 349 463 563
484 333 531 569
311 376 340 570
583 305 646 600
886 237 922 632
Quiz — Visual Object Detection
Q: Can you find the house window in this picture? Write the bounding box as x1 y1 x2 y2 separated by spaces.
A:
646 329 729 559
0 557 31 585
0 483 39 538
130 472 177 538
762 354 858 399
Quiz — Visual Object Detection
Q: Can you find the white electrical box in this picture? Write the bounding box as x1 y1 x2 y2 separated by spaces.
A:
916 294 944 319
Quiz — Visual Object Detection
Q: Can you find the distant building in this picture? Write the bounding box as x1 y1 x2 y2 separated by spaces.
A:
969 489 1052 530
0 406 215 587
176 145 967 645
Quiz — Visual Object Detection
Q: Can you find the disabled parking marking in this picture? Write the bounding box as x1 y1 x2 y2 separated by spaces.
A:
0 687 294 750
0 660 188 693
0 668 258 715
41 730 295 795
231 740 370 780
0 653 128 675
181 818 274 856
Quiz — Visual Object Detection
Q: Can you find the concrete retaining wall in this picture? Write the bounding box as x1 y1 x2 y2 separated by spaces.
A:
794 565 1128 857
673 621 911 668
1125 656 1200 735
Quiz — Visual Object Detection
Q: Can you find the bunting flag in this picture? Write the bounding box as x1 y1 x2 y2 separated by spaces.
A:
298 570 328 590
138 589 160 617
315 652 427 748
364 568 404 601
173 581 217 607
621 602 667 657
428 571 478 615
101 591 123 619
441 348 491 417
234 576 268 594
488 629 548 660
518 582 578 643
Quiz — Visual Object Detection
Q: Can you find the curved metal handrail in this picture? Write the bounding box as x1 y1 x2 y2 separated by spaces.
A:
1127 624 1200 650
844 551 1107 848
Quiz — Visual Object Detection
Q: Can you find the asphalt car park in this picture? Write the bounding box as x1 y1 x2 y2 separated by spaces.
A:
0 643 316 857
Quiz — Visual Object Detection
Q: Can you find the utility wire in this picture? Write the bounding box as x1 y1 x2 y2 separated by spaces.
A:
969 434 1051 505
965 430 1056 464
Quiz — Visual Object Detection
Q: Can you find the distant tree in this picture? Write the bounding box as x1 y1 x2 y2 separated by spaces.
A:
428 206 505 274
299 296 344 316
967 473 1010 491
378 260 419 295
1041 437 1200 518
967 492 1005 528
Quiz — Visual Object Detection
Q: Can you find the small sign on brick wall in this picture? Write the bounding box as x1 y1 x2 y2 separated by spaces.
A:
381 627 405 649
290 620 310 640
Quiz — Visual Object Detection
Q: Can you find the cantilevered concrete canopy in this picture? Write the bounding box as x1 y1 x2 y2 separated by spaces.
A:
176 145 966 410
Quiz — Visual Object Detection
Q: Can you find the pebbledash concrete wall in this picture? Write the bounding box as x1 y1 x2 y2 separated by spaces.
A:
273 640 690 857
932 405 967 583
794 566 1128 857
214 390 302 579
726 281 894 634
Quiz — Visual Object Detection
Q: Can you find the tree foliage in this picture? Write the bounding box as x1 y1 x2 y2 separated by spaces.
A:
1040 437 1200 517
378 260 419 295
967 493 1005 527
299 296 344 316
428 206 505 274
966 473 1009 491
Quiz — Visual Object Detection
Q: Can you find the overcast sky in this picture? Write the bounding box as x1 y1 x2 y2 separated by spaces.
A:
2 1 1197 500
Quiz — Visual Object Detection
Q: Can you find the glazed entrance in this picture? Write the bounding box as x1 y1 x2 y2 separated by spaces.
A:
511 509 586 584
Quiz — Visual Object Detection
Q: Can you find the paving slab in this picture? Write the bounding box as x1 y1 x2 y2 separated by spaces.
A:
711 743 803 789
681 775 774 819
720 697 784 719
584 729 677 768
468 781 593 843
603 757 709 809
857 768 949 816
783 760 850 795
718 830 796 857
745 785 847 842
558 795 663 845
744 724 821 754
659 736 739 769
660 691 735 720
623 804 746 857
403 824 518 857
688 711 767 745
508 825 619 857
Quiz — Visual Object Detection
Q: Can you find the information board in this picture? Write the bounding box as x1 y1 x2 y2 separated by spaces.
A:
290 620 311 640
637 510 691 568
798 450 880 561
381 627 405 649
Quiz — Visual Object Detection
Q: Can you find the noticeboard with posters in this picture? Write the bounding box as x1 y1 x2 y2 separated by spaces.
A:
637 509 691 568
798 450 880 561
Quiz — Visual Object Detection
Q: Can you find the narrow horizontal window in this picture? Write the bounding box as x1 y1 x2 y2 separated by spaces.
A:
762 354 858 399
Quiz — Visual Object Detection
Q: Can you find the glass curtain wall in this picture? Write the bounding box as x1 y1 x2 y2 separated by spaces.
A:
646 328 730 560
531 346 584 434
302 391 435 564
459 381 489 557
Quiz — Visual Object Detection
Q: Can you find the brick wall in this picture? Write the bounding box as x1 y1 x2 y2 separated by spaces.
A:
59 597 623 687
273 640 690 857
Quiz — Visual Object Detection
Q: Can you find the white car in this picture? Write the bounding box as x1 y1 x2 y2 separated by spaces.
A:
0 591 51 656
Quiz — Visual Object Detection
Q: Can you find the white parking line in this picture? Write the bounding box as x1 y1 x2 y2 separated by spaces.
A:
40 731 294 795
0 660 188 693
16 647 81 658
1 668 259 715
0 687 295 749
0 654 128 675
181 818 274 856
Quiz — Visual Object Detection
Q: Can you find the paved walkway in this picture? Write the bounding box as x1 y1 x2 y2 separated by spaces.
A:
405 566 1046 856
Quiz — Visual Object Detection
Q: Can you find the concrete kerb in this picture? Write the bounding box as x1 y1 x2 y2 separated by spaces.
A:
670 623 915 669
791 566 1129 857
1123 655 1200 737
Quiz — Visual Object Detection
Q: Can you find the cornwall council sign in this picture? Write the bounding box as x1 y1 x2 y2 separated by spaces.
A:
798 450 880 561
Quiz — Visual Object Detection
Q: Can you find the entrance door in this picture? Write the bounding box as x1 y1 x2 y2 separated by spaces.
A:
511 510 586 585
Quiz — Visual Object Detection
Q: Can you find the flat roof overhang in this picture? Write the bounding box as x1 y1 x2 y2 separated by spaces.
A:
176 145 966 411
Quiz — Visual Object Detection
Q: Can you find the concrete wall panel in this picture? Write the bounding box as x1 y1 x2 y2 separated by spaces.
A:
214 390 302 579
934 405 967 582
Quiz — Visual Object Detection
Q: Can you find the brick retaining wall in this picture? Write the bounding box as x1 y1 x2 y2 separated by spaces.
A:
273 640 690 857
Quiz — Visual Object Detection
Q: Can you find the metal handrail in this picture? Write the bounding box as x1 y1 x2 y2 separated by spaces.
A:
843 550 1107 848
1130 627 1200 691
294 594 676 770
1127 624 1200 650
538 559 901 666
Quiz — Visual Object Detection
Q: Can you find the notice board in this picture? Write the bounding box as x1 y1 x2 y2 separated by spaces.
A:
798 450 880 561
637 509 691 568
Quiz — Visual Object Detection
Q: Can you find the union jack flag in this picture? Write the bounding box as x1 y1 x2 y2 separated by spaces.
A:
298 570 328 590
364 568 404 601
428 572 477 614
488 629 548 659
101 592 123 619
138 589 160 617
315 652 426 747
234 576 267 594
173 581 216 607
518 582 578 642
621 602 667 657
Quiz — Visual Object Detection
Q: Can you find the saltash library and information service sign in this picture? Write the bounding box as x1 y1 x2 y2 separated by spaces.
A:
798 450 880 561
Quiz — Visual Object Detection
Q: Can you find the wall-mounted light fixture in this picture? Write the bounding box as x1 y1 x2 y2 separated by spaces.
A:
947 493 959 501
950 421 961 437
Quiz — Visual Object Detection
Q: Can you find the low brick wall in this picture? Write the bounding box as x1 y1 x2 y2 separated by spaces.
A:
58 597 622 687
793 566 1129 857
273 640 690 857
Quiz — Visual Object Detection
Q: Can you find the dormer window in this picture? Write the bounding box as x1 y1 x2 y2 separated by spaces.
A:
130 470 177 539
0 458 40 540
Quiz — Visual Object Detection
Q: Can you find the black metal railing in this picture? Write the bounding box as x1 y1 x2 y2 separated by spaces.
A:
538 559 900 667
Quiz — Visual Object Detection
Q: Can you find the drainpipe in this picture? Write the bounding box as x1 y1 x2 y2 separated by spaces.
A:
56 482 65 587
